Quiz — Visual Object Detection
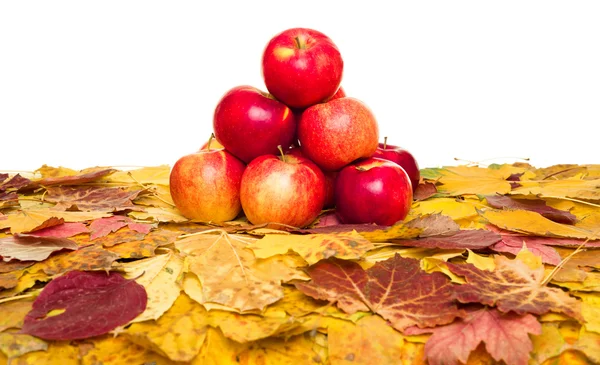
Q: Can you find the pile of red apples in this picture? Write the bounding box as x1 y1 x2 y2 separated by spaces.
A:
169 28 420 228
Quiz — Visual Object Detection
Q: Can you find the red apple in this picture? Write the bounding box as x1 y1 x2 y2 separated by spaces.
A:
213 85 296 163
298 97 379 171
335 157 413 226
169 148 246 222
372 137 420 190
261 28 343 109
287 146 337 208
240 150 326 228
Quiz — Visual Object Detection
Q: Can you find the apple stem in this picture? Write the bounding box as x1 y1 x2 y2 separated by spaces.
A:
383 136 388 149
294 36 305 49
207 133 215 151
277 145 287 163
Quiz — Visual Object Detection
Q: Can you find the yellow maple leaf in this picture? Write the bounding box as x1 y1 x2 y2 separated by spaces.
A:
78 335 177 365
408 197 481 222
176 230 290 312
236 332 328 365
572 293 600 334
0 332 47 360
125 293 208 362
512 178 600 202
103 165 170 186
247 230 374 265
530 322 570 364
480 208 593 239
327 315 426 365
117 251 184 323
574 327 600 364
422 165 513 196
191 327 249 365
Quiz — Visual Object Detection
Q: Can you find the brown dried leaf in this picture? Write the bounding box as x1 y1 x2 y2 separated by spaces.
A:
44 186 145 212
0 234 78 262
296 254 463 331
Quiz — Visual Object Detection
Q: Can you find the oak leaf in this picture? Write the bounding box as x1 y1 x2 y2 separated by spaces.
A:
0 234 78 262
447 256 584 320
485 195 577 224
125 293 208 362
424 307 542 365
247 230 374 265
176 230 294 312
296 254 463 331
22 270 147 340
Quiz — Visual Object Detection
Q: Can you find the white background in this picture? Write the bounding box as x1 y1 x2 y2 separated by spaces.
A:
1 1 599 173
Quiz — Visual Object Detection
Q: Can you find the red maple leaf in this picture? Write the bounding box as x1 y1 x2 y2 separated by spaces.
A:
392 229 501 250
21 270 147 340
425 306 542 365
89 216 152 240
295 254 463 331
447 256 583 321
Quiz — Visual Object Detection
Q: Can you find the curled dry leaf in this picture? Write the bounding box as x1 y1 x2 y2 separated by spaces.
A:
0 234 79 262
485 195 577 224
21 270 147 341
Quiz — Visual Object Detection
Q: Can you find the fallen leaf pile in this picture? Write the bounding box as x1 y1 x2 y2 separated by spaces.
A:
0 163 599 364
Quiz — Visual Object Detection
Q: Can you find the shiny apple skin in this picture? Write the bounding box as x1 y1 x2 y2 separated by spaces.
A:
334 157 413 226
169 149 246 222
213 85 296 164
372 143 420 190
240 153 326 228
261 27 343 109
298 97 379 171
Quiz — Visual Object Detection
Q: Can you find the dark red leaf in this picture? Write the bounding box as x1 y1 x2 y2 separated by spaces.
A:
490 238 562 265
295 255 463 331
0 191 19 208
21 270 147 340
0 174 32 192
392 229 502 250
485 195 577 224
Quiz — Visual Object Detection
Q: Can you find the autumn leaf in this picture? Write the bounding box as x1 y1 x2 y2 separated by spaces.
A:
0 191 19 209
485 195 577 224
21 271 147 340
116 251 184 323
0 332 48 360
44 186 145 212
237 331 328 365
89 215 152 240
413 181 438 201
125 293 208 362
0 298 34 332
0 209 110 234
0 173 32 192
26 222 89 238
176 230 291 312
391 229 501 250
327 315 425 365
421 165 513 196
407 197 480 222
194 327 250 365
103 165 171 186
104 229 179 259
31 244 120 276
31 166 117 188
78 335 177 365
247 230 374 265
447 256 583 320
296 254 463 331
424 307 542 365
490 234 562 265
480 208 594 239
2 340 80 364
511 178 600 201
0 234 78 262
